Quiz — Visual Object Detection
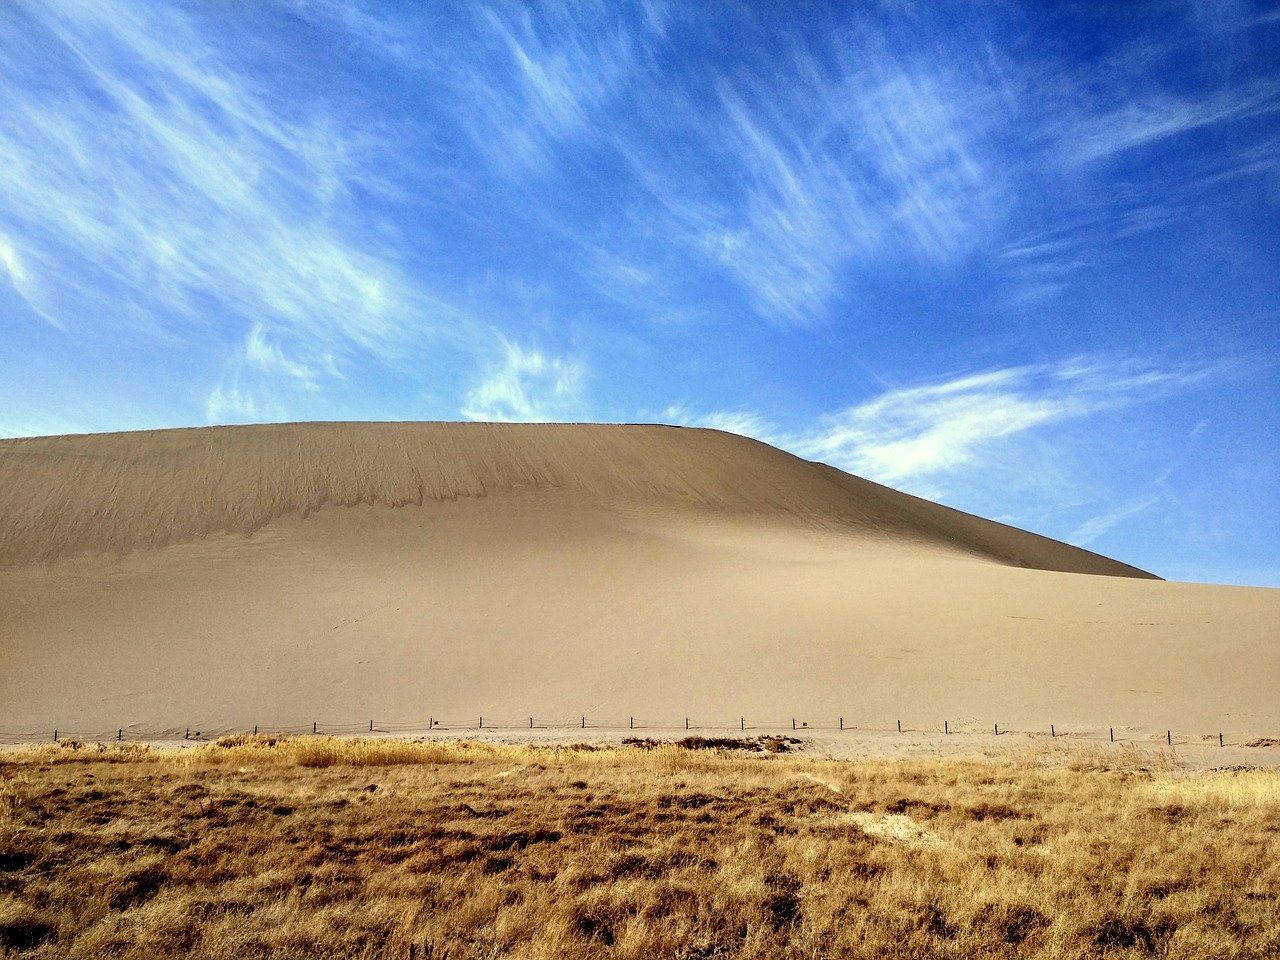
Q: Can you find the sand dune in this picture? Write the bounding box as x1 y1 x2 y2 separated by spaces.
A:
0 422 1153 575
2 422 1277 740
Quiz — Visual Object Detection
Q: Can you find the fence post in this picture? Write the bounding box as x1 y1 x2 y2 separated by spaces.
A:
685 718 689 730
792 718 796 731
530 717 534 729
1051 724 1055 738
254 725 258 735
839 718 843 731
185 728 189 740
994 723 998 735
370 720 373 732
944 720 948 735
53 729 57 742
630 717 633 729
1167 730 1171 746
740 718 744 730
312 722 317 735
581 717 585 729
479 717 483 729
118 728 123 741
1219 732 1223 747
1109 727 1113 742
897 719 901 734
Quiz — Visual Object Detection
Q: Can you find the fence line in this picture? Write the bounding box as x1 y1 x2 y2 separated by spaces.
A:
0 716 1269 748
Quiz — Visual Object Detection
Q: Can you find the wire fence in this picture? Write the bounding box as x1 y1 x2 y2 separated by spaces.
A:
0 715 1269 748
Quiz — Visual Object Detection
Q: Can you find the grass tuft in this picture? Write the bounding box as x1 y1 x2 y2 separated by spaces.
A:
0 900 58 952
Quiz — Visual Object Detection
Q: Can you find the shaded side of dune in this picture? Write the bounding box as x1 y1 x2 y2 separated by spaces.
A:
0 421 1155 578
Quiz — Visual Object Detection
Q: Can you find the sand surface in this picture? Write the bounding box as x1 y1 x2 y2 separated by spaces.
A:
2 422 1277 743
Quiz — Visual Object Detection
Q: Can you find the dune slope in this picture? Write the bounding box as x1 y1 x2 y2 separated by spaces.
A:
3 422 1276 739
0 421 1152 576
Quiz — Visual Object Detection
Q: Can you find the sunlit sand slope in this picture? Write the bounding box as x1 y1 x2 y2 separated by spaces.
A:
3 422 1276 738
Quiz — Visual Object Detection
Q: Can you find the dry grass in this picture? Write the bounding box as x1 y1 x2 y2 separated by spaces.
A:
2 737 1278 958
1147 768 1280 811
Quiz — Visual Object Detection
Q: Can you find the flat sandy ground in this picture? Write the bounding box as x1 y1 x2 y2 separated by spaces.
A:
3 423 1277 745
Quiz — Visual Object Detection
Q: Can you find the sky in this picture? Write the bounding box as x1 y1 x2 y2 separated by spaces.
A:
1 1 1278 586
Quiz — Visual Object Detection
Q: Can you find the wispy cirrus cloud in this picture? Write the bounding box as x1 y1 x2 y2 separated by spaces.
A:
647 6 1274 328
277 2 1277 338
440 3 665 176
1070 495 1161 546
460 341 587 423
1063 79 1280 166
622 22 1013 326
0 2 422 381
0 231 57 327
994 14 1280 300
205 376 286 426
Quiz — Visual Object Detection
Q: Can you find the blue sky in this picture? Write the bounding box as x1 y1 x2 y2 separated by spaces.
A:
1 1 1277 586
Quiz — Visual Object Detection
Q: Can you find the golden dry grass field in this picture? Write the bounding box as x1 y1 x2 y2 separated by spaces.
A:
2 737 1278 959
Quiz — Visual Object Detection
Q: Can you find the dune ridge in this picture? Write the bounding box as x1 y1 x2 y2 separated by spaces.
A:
0 421 1152 577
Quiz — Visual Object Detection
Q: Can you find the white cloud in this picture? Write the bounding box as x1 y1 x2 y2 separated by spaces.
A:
657 358 1223 514
0 234 26 285
661 405 776 443
0 232 62 328
794 369 1057 491
791 359 1222 494
243 325 323 385
203 324 332 424
461 341 586 423
204 376 283 425
1070 496 1161 546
